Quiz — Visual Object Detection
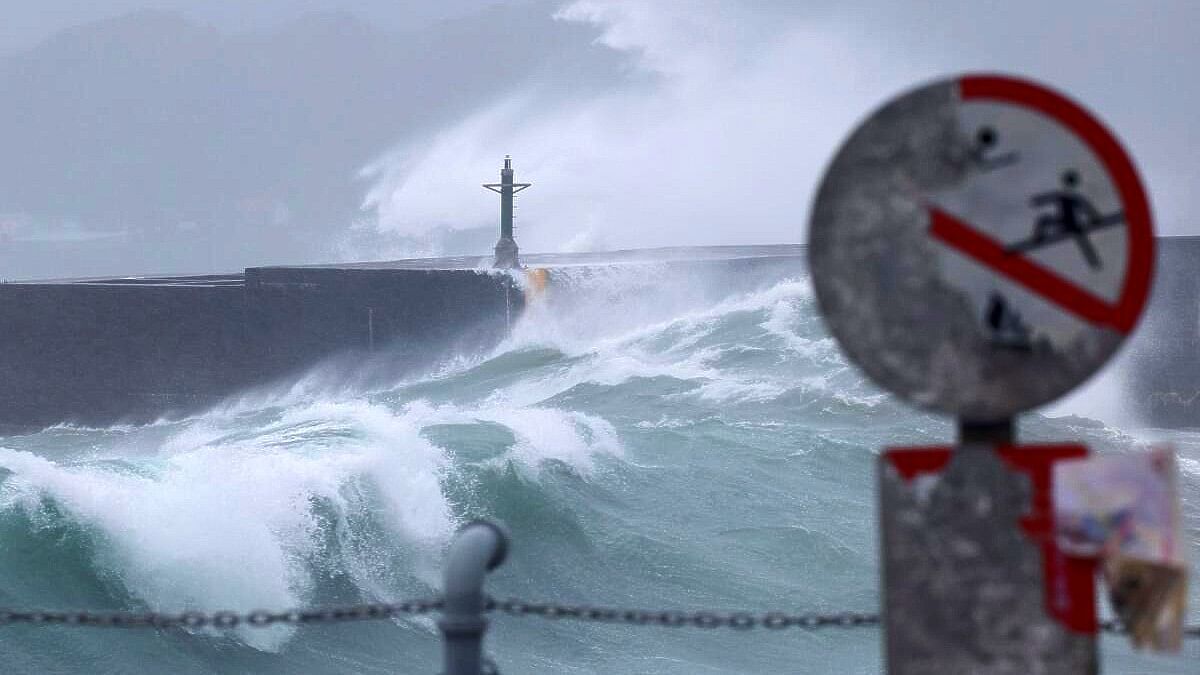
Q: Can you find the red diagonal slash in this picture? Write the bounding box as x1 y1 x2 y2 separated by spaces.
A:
928 207 1126 333
954 75 1154 335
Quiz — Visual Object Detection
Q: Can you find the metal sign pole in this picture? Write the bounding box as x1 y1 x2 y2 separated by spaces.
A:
806 73 1157 673
879 421 1098 674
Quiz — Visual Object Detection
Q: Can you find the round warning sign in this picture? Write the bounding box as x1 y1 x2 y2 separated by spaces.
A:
808 74 1154 421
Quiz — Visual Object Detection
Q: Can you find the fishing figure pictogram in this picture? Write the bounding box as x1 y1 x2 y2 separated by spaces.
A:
1005 169 1124 270
984 292 1033 351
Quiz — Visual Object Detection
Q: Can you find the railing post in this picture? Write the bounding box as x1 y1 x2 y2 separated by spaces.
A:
439 520 509 675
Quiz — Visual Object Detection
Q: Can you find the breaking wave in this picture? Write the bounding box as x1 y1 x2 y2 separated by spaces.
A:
0 262 1196 673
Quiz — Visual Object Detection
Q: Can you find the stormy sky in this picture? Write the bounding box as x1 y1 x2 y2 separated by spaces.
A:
0 1 1196 278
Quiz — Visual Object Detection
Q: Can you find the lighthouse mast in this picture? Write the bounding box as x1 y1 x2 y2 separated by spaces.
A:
482 155 531 269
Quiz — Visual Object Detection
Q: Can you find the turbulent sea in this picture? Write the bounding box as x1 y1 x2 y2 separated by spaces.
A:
0 262 1196 673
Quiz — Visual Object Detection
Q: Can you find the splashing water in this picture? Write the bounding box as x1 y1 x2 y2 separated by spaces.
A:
0 261 1196 673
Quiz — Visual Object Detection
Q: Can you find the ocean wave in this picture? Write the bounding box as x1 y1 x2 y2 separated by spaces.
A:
0 258 1195 674
0 270 905 657
0 401 453 652
1179 456 1200 478
478 277 839 409
0 388 630 653
400 400 624 475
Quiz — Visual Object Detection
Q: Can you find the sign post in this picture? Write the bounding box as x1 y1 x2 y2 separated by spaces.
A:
808 74 1155 673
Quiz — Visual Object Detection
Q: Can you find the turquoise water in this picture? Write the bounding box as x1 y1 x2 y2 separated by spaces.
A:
0 263 1196 673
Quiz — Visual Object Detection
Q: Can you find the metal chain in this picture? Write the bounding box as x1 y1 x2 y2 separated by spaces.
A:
0 598 442 628
1 597 1197 639
490 599 1200 638
1099 620 1200 639
487 598 878 630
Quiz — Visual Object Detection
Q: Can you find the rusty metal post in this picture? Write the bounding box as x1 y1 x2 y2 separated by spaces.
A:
802 74 1147 675
879 420 1098 674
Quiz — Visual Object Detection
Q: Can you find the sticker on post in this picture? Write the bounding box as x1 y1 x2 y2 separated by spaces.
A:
1054 447 1188 651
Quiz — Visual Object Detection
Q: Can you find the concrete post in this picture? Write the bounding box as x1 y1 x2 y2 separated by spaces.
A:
439 520 510 675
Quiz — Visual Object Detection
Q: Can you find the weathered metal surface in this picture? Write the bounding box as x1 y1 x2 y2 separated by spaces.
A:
808 75 1152 421
881 445 1097 675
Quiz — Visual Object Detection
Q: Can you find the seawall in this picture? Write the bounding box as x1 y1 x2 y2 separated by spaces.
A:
0 239 1190 431
1124 236 1200 428
0 246 803 430
0 266 517 429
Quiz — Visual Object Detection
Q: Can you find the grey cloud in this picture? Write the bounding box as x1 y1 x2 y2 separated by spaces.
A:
0 3 626 278
0 1 1195 279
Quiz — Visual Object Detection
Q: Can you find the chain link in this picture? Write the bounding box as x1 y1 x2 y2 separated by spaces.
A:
486 598 878 630
0 597 1197 639
490 599 1200 638
1100 619 1200 639
0 598 442 629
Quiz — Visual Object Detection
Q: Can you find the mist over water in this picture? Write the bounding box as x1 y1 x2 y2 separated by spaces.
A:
0 262 1195 673
360 1 1200 260
1 2 1197 279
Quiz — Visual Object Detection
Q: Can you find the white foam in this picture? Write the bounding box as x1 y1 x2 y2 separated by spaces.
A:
693 378 787 403
478 407 622 475
796 373 886 409
163 273 823 436
501 270 814 356
0 271 895 658
488 276 828 409
398 400 624 475
1179 456 1200 478
0 400 453 652
634 416 696 430
760 293 838 361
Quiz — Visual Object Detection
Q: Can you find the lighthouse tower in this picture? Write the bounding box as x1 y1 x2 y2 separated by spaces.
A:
482 155 531 269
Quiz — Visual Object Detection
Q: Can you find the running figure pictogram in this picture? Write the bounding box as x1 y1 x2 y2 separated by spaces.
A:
1005 169 1124 270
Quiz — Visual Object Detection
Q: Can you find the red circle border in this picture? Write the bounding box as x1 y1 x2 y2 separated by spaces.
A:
959 74 1155 335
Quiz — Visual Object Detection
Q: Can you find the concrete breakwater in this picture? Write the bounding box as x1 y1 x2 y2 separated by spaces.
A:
0 246 804 429
1125 236 1200 428
0 264 517 429
0 239 1193 430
